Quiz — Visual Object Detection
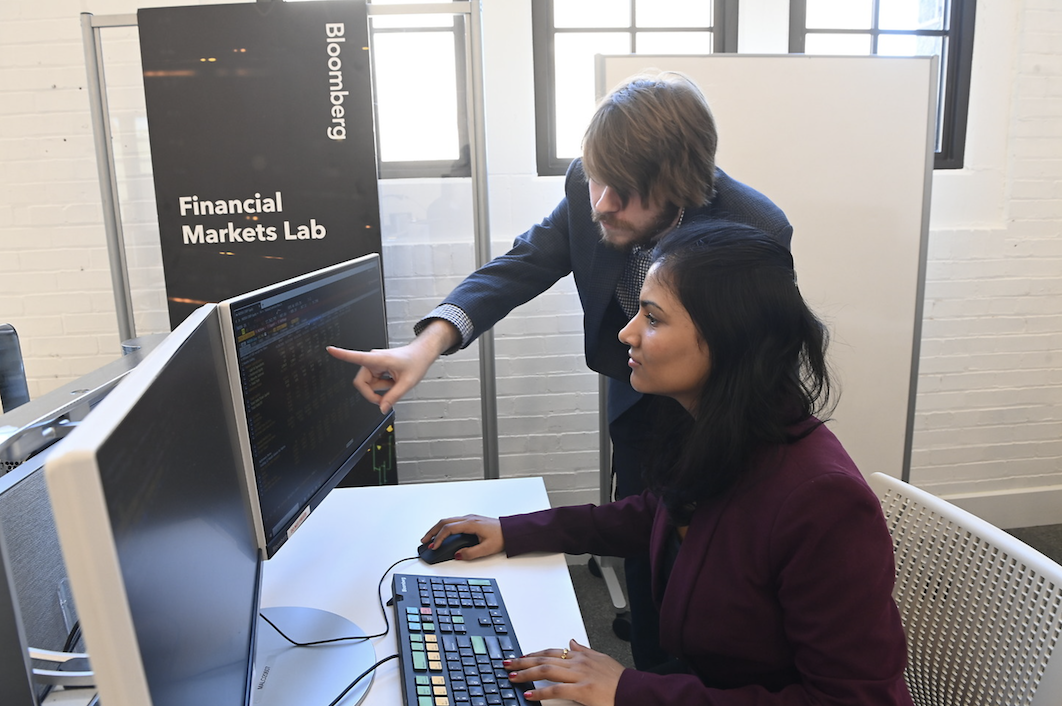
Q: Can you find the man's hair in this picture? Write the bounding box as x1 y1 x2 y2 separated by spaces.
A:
644 221 833 523
582 71 718 210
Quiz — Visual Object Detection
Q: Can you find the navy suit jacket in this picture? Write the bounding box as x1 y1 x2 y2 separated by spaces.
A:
500 422 913 706
439 159 793 422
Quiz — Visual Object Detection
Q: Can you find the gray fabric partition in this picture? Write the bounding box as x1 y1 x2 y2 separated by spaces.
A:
0 460 76 655
0 514 37 705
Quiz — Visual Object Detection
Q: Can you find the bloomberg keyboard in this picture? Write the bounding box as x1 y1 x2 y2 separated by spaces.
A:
392 573 531 706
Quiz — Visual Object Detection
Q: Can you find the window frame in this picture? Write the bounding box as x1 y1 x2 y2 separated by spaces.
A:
532 0 736 178
368 2 472 179
789 0 976 170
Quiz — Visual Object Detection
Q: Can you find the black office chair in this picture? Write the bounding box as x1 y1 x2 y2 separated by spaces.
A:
0 325 30 413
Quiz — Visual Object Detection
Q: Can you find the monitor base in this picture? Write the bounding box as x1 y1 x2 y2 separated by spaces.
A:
255 606 375 706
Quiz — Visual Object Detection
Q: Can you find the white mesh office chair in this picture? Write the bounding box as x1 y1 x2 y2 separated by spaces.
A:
868 472 1062 706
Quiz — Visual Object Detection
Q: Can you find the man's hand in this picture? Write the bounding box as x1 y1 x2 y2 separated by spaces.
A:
327 319 460 414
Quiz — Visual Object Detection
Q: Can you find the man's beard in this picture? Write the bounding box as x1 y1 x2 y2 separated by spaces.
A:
594 206 679 251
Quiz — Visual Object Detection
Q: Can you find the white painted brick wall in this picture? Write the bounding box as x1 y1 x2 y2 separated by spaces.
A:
2 0 1059 518
910 0 1062 516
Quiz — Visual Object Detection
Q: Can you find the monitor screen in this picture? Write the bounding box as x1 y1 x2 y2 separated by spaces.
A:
219 254 393 558
45 305 261 706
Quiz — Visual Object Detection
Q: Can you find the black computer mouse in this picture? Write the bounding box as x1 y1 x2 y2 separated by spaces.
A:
417 533 480 564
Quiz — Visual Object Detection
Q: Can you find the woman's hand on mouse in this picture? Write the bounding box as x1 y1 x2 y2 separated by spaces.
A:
505 639 623 706
421 515 504 560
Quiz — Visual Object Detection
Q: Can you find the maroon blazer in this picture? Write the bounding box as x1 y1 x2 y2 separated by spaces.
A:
501 423 913 706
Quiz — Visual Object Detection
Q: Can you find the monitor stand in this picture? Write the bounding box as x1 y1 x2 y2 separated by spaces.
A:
254 607 375 706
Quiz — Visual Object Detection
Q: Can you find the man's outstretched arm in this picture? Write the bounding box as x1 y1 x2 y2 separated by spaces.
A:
327 318 461 414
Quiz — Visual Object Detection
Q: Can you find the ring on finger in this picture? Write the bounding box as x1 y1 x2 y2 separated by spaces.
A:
560 648 569 660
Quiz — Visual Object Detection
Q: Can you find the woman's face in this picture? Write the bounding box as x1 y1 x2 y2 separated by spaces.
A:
618 265 712 413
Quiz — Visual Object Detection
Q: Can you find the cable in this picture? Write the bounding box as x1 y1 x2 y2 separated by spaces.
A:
260 555 418 647
62 621 82 652
36 620 86 702
326 653 400 706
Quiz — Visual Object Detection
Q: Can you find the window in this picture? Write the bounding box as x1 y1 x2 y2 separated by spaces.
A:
285 0 471 178
532 0 734 176
368 0 471 178
790 0 976 169
533 0 975 174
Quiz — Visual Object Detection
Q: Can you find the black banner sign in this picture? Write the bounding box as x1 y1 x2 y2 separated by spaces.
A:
139 1 380 327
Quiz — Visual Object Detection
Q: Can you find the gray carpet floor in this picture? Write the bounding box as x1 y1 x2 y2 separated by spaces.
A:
567 561 635 668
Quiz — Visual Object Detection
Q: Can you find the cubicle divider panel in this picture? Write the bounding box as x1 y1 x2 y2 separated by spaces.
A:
600 55 937 480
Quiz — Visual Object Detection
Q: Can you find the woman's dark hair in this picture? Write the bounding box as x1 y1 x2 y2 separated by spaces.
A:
645 221 833 523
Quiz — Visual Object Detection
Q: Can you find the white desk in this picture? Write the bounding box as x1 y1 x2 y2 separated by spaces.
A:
261 477 588 706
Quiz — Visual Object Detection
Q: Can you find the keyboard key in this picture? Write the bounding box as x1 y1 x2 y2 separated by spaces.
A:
485 637 502 660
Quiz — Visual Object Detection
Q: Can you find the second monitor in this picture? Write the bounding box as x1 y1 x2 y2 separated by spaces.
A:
220 254 393 558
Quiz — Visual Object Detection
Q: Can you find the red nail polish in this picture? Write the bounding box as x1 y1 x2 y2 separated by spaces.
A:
454 551 463 560
502 660 511 666
509 672 518 679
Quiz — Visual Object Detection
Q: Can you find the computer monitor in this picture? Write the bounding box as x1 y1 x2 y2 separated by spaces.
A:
218 254 394 559
45 305 262 706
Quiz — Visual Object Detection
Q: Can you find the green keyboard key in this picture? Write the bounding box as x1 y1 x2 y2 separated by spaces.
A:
412 651 428 671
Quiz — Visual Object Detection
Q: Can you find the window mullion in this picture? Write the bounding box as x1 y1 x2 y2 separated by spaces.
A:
789 0 808 54
717 0 739 53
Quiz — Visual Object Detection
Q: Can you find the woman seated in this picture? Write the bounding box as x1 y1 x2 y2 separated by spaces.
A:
422 221 913 706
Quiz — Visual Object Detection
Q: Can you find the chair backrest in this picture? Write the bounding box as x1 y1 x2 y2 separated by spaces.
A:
868 472 1062 706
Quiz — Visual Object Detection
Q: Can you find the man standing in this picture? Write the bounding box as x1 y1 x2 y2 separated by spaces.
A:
329 71 792 669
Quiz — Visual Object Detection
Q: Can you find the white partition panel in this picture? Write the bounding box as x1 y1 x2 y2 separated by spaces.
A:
600 55 937 480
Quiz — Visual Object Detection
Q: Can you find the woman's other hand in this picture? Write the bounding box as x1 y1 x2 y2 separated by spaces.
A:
505 639 623 706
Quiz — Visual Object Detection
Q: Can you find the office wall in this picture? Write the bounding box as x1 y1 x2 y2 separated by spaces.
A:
910 0 1062 526
1 0 1060 522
